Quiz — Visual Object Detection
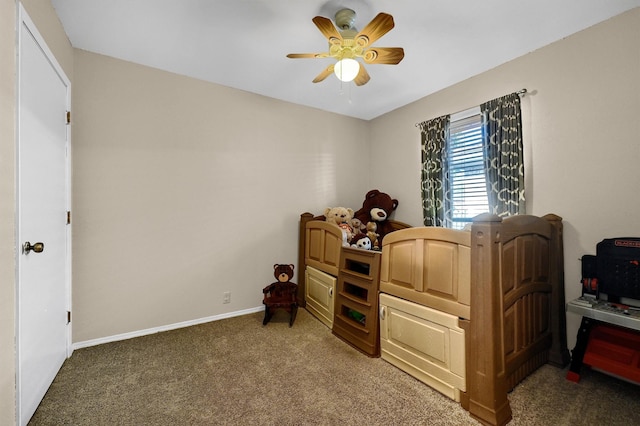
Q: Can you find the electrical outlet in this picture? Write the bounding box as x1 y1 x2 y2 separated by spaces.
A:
223 291 231 304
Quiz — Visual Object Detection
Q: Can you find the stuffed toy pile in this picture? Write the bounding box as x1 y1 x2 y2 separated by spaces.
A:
354 189 399 247
323 189 399 250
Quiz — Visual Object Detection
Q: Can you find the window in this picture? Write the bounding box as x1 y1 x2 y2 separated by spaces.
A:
420 93 524 229
447 107 488 229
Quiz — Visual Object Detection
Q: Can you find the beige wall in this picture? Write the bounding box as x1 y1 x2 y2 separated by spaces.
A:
0 1 17 423
1 1 72 424
370 8 640 349
71 50 370 342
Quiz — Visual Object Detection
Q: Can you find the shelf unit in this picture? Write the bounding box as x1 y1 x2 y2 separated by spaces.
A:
332 246 382 357
583 323 640 383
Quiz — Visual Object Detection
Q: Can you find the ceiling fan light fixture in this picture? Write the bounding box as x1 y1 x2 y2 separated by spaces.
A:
287 10 402 86
334 58 360 82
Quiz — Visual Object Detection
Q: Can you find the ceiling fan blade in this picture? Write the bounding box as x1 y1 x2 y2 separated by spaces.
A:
312 16 343 45
312 64 335 83
287 53 330 59
363 47 405 64
355 13 395 48
354 65 370 86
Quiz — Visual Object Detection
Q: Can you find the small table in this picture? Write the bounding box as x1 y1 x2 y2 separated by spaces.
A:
566 297 640 383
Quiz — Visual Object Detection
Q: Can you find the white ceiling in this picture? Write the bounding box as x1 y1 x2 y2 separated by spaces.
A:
51 0 640 120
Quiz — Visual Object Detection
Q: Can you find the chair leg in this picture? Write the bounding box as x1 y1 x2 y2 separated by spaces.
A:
289 304 298 327
263 305 272 325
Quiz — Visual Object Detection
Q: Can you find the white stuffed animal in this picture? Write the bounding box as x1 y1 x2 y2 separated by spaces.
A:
350 233 372 250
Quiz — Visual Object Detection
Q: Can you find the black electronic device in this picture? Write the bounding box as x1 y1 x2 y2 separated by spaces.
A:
580 254 598 298
596 238 640 306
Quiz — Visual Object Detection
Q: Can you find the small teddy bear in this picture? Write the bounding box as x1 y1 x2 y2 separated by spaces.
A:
350 218 366 235
324 206 355 245
366 221 380 250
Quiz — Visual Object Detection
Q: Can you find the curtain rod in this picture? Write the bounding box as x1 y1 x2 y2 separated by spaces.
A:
414 88 527 127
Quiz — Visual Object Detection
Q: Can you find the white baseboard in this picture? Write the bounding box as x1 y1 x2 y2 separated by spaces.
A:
72 306 264 351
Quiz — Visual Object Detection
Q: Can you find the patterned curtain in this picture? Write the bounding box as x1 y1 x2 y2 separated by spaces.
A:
419 115 451 227
481 93 525 217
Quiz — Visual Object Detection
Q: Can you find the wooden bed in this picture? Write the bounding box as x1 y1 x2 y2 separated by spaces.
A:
297 211 569 425
379 213 570 426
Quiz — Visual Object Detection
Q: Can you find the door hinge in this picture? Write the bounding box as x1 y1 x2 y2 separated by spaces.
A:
66 210 71 225
67 311 71 324
66 111 71 125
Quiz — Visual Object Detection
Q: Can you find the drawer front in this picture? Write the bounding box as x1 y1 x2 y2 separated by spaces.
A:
305 266 336 328
379 293 465 398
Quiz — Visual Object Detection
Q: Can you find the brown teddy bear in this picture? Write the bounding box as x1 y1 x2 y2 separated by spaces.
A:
324 206 355 246
366 221 380 251
350 217 366 235
354 189 399 245
273 264 295 283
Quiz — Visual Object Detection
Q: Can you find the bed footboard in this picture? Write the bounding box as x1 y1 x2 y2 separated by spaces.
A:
466 213 569 426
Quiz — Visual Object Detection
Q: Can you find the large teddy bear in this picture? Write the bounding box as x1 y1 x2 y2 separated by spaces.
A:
353 189 399 246
324 206 355 246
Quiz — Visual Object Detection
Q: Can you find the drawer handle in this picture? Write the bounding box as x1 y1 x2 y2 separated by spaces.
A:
329 287 333 297
379 306 386 320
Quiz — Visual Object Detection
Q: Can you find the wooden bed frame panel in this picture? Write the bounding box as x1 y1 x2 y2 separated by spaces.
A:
379 213 569 426
297 213 323 306
380 227 472 321
305 221 342 278
465 213 570 426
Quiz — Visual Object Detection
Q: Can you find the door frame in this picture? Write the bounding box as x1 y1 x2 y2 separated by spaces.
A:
15 3 72 422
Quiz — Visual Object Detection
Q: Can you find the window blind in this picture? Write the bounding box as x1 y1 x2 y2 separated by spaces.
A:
448 113 488 229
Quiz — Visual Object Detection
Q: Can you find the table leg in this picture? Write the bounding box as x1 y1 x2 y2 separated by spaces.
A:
566 316 595 382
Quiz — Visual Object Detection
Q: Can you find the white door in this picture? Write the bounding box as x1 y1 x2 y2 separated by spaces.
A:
17 6 71 425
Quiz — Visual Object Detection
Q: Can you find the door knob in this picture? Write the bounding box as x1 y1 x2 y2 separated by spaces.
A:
23 241 44 254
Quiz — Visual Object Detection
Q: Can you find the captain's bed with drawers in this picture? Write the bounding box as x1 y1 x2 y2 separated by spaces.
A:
298 211 569 426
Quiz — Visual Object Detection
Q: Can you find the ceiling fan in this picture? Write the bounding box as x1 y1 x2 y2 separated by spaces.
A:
287 8 404 86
